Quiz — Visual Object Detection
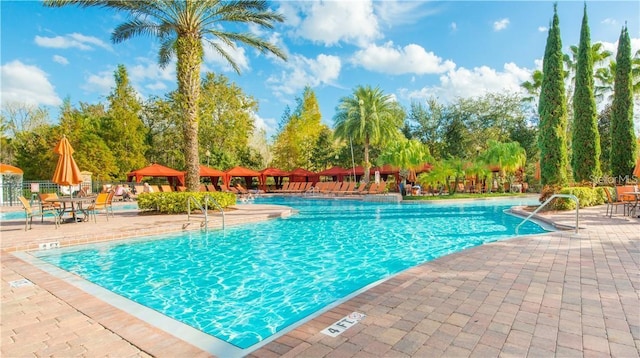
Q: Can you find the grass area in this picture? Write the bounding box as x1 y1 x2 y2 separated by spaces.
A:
402 192 535 201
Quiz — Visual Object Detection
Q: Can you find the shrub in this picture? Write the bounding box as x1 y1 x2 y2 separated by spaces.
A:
136 192 236 214
551 186 606 210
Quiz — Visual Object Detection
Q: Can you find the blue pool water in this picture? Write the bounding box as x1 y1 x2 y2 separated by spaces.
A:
35 197 545 349
1 202 139 221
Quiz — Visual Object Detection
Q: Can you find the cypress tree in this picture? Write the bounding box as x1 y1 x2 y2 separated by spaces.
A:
610 25 637 181
571 4 600 183
538 3 568 186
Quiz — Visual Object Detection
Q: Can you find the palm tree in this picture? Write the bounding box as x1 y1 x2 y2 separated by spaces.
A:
480 140 526 190
333 85 404 183
377 138 431 191
44 0 286 191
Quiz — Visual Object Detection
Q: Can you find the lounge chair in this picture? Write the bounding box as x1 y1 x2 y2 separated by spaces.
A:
337 181 356 195
199 184 208 192
604 188 628 217
207 184 217 192
354 183 368 195
236 184 250 194
366 182 379 194
377 181 387 194
160 185 173 192
19 196 59 230
134 184 145 196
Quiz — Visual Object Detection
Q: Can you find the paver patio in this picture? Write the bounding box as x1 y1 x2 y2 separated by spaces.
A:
1 200 639 357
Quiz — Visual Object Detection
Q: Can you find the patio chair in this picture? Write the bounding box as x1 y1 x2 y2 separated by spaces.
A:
19 196 59 231
160 185 174 192
87 192 111 222
38 193 62 218
604 188 628 217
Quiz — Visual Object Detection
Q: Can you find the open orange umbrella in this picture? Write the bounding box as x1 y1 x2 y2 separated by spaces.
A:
52 136 82 187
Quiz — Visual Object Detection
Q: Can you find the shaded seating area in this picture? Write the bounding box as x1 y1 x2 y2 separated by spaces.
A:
127 163 185 190
18 196 59 230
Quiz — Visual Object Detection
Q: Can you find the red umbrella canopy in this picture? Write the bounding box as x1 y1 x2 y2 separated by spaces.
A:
0 163 23 174
199 165 226 177
127 163 185 186
288 167 318 183
52 136 83 186
224 166 261 187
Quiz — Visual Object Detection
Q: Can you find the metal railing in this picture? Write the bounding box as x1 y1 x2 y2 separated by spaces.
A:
186 194 225 231
515 194 579 235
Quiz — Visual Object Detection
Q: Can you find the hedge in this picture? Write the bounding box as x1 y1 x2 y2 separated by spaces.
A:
551 186 606 210
136 192 237 214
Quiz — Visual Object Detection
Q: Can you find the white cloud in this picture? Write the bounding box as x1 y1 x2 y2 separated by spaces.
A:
601 18 618 26
203 38 250 72
34 33 111 51
352 42 456 75
493 18 510 31
128 59 175 83
451 22 457 31
81 70 114 94
374 1 439 27
538 26 548 32
285 0 381 47
52 55 69 65
267 53 341 98
145 81 167 91
0 60 62 106
402 62 532 103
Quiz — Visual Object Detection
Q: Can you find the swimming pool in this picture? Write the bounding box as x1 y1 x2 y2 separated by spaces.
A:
34 197 545 351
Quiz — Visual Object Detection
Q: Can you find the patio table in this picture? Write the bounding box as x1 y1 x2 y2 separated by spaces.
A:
627 191 640 217
46 196 95 223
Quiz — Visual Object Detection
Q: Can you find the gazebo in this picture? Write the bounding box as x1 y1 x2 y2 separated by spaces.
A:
317 166 347 182
127 163 185 186
288 167 318 183
224 166 261 189
198 165 226 188
259 167 289 191
0 163 23 206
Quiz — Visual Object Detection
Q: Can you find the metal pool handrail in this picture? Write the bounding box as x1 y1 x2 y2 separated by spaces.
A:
515 194 579 235
186 194 225 231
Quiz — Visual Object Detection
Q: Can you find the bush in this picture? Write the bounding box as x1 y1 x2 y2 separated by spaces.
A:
136 192 236 214
551 186 606 210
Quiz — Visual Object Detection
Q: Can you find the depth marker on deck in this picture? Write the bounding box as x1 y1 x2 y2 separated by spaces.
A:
321 312 366 337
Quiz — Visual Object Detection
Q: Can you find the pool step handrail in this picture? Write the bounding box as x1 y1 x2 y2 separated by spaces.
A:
186 194 225 231
515 194 579 235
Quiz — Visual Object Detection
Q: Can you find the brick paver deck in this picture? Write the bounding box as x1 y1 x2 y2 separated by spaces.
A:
2 201 639 357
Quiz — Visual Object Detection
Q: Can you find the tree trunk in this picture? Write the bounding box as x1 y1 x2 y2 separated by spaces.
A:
176 35 203 192
363 136 371 183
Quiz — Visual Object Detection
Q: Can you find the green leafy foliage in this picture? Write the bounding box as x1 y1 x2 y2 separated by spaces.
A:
571 5 601 182
538 4 569 186
610 26 637 179
552 186 606 210
136 192 236 214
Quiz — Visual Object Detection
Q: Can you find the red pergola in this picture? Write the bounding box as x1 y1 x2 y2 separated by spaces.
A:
127 163 185 186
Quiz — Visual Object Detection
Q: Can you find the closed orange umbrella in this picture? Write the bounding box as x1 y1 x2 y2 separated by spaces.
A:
52 136 82 187
633 157 640 178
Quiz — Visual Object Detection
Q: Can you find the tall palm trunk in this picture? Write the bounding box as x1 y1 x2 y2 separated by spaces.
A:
177 36 203 192
363 136 371 183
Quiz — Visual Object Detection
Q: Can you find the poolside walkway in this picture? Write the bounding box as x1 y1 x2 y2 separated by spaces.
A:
2 202 639 357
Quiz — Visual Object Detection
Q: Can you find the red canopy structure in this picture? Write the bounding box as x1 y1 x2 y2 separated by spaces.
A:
197 165 226 187
288 167 318 183
127 163 185 186
317 166 347 182
224 166 261 188
259 167 289 190
0 163 23 174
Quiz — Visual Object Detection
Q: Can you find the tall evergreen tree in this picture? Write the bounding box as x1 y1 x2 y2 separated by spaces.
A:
571 4 600 182
610 25 637 181
538 4 568 186
104 65 147 179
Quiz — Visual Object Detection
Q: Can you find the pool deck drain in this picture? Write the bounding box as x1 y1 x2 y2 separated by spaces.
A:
2 202 639 357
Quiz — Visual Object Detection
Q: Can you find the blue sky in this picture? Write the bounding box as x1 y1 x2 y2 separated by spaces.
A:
1 1 639 137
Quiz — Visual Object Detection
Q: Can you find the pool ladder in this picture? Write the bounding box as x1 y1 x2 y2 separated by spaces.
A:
186 194 225 231
515 194 579 235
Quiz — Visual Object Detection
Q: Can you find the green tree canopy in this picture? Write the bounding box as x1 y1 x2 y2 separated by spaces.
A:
538 3 568 186
333 85 404 182
45 0 287 191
